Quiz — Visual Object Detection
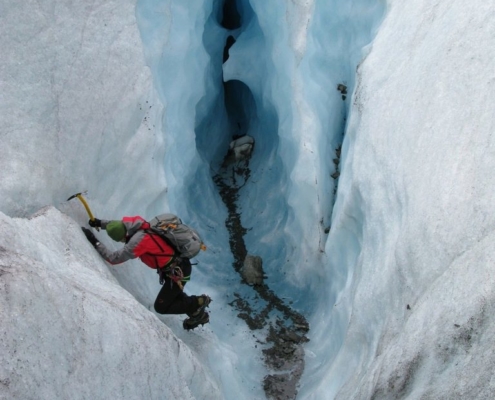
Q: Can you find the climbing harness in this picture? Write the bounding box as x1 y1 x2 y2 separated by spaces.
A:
157 262 190 290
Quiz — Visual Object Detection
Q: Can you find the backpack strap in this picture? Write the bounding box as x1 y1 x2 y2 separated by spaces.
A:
146 228 180 254
146 230 190 289
147 231 176 267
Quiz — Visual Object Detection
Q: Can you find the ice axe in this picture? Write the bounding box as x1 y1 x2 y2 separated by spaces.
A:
67 192 99 231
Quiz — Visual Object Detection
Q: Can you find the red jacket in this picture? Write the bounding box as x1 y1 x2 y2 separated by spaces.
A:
96 216 175 269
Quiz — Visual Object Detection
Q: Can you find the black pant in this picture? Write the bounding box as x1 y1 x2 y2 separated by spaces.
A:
154 259 198 316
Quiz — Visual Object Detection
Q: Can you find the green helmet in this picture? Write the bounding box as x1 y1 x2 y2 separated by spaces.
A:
106 220 126 242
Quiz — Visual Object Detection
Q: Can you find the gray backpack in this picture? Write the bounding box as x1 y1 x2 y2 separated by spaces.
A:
147 214 205 259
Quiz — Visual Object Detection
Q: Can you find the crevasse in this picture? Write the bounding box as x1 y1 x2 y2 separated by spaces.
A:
136 0 385 397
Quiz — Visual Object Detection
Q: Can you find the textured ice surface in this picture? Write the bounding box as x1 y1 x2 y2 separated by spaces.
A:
0 208 220 399
302 0 495 398
0 1 167 218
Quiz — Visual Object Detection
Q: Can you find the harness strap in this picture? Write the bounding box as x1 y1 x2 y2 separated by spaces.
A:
169 265 184 288
156 261 189 290
148 233 175 268
145 223 189 289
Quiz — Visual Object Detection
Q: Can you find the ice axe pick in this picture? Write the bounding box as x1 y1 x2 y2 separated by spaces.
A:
67 192 99 231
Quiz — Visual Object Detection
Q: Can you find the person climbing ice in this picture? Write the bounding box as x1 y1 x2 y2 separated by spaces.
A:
81 214 210 330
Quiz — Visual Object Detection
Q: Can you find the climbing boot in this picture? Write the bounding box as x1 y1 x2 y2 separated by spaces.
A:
182 295 211 331
183 311 210 331
191 294 211 317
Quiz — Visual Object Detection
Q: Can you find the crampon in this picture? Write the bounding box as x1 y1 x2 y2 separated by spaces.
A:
183 311 210 330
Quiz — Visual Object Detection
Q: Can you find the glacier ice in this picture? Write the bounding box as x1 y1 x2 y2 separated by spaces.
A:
0 208 220 399
302 0 495 398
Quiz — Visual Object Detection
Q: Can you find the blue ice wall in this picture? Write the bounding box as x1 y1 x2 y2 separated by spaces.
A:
136 0 386 397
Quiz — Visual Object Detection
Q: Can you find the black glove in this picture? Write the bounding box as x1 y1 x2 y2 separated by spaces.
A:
88 218 102 228
82 227 99 248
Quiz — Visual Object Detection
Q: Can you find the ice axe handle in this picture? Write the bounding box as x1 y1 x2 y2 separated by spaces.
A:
67 193 99 231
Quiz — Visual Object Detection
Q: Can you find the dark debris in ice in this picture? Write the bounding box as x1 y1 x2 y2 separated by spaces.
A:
214 153 310 400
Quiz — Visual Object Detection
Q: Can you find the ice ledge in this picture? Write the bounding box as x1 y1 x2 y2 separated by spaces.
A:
0 207 220 399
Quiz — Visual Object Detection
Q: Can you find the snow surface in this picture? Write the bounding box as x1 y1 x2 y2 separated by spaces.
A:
1 0 494 399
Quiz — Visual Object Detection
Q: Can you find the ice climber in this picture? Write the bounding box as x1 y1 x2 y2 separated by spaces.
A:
81 215 211 330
